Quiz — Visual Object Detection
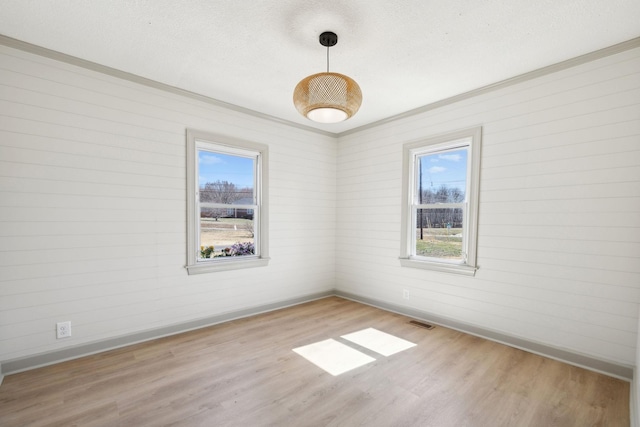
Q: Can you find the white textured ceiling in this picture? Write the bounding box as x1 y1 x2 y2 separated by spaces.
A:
1 0 639 134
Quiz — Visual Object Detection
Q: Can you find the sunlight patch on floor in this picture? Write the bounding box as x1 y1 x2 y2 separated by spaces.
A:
341 327 417 356
292 338 376 376
292 328 416 376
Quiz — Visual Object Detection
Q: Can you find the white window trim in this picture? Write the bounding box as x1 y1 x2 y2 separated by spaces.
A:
399 126 482 276
185 129 269 275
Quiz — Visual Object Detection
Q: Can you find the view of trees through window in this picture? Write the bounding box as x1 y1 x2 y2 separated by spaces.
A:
415 147 468 260
198 150 257 259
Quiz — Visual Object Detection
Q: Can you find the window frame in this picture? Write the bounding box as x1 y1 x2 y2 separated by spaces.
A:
399 126 482 276
185 129 269 275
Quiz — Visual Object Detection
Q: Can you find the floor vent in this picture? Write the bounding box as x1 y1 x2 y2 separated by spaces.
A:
409 320 435 330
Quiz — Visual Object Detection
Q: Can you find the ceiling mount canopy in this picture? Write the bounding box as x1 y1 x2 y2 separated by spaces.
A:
293 31 362 124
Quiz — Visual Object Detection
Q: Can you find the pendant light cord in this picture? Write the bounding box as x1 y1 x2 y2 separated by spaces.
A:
326 45 330 73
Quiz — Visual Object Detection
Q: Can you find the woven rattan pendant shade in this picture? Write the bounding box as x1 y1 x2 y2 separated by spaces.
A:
293 32 362 123
293 72 362 123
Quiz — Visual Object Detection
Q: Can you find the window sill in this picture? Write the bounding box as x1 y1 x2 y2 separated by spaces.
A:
399 257 477 276
186 257 270 275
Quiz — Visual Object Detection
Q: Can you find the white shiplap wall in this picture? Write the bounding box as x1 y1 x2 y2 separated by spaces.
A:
0 44 336 362
336 47 640 366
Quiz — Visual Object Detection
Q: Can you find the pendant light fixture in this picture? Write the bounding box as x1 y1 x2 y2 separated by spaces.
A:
293 31 362 123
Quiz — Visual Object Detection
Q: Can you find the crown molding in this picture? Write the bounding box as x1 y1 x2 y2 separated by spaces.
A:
337 36 640 138
1 34 638 140
0 34 335 138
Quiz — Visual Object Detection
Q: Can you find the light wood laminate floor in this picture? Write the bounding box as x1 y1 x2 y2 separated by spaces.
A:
0 297 630 426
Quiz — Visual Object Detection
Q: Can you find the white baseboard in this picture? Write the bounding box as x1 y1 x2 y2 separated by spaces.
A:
2 290 634 424
1 290 633 382
632 368 639 427
335 290 633 380
0 291 333 376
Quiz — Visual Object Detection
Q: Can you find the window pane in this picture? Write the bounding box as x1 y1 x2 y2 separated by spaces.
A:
415 208 464 260
198 150 256 259
198 151 255 202
199 215 255 259
417 148 467 203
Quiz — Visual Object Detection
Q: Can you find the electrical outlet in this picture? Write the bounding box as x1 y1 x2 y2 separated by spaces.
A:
403 289 410 299
56 321 72 339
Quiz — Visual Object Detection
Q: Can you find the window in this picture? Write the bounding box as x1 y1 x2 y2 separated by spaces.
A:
400 127 481 275
186 130 269 274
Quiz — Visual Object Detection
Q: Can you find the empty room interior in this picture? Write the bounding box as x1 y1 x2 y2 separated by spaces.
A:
0 1 639 426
